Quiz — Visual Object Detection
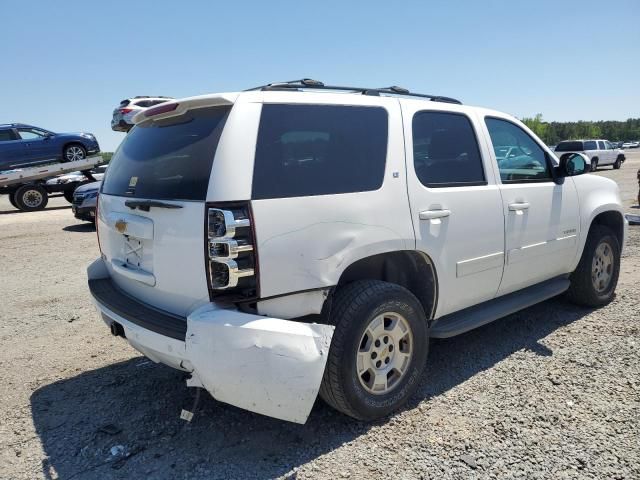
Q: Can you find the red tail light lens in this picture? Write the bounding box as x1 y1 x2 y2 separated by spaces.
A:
144 102 179 117
205 202 258 301
119 108 133 114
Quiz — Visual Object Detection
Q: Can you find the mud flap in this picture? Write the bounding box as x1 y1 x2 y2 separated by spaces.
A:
185 304 334 424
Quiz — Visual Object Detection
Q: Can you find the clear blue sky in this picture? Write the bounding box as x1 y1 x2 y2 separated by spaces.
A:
2 0 638 152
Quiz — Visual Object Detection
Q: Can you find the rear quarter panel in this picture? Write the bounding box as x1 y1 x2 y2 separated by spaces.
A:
241 93 415 299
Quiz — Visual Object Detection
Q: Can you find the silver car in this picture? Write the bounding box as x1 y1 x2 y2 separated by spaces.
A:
72 180 101 222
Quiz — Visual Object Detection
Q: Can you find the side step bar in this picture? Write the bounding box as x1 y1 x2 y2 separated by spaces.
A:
430 276 570 338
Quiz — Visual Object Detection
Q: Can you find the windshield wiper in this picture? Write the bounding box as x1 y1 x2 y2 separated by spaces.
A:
124 200 183 212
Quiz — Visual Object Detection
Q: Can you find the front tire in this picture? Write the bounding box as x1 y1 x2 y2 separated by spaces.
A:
591 158 598 171
14 184 49 212
319 280 429 421
613 157 623 169
63 144 86 162
566 225 620 307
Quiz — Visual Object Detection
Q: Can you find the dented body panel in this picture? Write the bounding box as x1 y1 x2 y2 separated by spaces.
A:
186 303 333 424
89 258 333 424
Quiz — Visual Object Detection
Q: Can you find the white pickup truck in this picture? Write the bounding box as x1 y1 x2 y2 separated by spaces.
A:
554 139 625 171
87 80 626 424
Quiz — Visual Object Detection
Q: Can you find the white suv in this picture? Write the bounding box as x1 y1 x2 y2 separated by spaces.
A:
111 96 172 132
555 139 625 171
89 80 626 424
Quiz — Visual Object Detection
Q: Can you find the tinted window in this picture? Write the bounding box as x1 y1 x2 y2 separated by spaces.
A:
102 106 230 200
252 104 388 199
412 111 485 187
584 141 597 150
485 118 551 183
0 129 14 141
555 141 583 152
597 141 605 149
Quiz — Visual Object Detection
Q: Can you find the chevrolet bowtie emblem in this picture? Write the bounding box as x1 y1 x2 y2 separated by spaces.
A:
115 219 127 234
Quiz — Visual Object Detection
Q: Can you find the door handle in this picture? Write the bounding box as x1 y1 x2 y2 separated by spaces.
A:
419 209 451 220
508 202 530 211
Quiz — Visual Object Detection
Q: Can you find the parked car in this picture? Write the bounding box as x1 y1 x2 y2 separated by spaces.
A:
88 80 626 425
111 96 173 132
72 180 101 222
0 123 99 171
622 141 640 149
554 139 625 170
45 164 108 187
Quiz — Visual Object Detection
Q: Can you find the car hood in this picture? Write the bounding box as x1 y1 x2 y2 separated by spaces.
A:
75 181 102 193
54 132 95 139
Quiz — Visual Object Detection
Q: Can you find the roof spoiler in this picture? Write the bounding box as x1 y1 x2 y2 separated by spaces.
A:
131 93 237 125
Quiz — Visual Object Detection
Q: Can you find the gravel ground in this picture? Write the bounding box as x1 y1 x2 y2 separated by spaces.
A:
1 153 639 480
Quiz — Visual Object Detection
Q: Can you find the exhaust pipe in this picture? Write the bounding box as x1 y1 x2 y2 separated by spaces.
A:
110 322 126 338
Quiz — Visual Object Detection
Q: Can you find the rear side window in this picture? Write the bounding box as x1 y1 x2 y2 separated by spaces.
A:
252 104 388 199
584 141 597 150
0 129 15 141
555 141 583 152
102 106 230 200
412 111 485 187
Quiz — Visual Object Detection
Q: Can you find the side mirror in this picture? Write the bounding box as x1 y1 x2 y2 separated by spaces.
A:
557 152 588 177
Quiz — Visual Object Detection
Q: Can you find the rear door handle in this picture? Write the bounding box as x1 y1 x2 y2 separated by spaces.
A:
419 209 451 220
508 202 530 211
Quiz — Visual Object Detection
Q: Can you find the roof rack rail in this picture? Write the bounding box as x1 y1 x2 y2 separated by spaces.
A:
245 79 462 104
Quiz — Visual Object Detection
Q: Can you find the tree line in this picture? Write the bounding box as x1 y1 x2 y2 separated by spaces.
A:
521 115 640 145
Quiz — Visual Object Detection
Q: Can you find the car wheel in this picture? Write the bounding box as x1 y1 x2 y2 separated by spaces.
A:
613 157 622 170
319 280 429 421
63 144 86 162
590 158 598 171
8 192 19 209
14 184 49 212
566 225 620 307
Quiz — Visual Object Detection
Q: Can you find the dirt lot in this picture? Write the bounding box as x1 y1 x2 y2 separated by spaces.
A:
1 153 639 480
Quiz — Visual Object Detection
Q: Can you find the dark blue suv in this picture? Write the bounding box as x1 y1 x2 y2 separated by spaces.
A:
0 123 100 171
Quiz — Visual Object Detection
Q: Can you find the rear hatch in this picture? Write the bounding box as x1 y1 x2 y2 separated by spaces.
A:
98 104 232 316
555 141 584 153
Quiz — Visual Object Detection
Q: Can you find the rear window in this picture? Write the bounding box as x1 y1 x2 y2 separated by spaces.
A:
252 104 388 199
555 141 583 152
102 106 230 200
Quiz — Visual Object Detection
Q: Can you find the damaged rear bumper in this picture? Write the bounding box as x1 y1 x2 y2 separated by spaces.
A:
87 259 334 424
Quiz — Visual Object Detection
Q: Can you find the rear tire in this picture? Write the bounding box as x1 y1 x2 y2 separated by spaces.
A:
319 280 429 421
590 158 598 171
566 225 620 307
14 184 49 212
63 144 86 162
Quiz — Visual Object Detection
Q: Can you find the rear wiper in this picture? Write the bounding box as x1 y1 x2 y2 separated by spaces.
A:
124 200 183 212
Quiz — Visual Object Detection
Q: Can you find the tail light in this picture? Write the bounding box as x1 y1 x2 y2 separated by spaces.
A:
144 102 179 117
95 192 102 255
119 108 133 114
205 202 258 300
